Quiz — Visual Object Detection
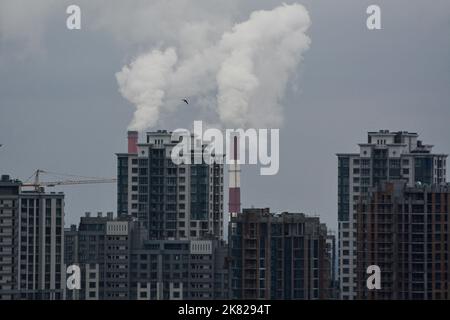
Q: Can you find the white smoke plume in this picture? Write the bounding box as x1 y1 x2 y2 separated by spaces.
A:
217 4 311 128
116 48 178 130
115 3 311 131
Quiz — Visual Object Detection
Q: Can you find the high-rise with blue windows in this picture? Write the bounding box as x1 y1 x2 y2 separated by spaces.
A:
117 130 224 241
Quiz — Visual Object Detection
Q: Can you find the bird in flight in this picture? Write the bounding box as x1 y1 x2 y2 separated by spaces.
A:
182 98 189 105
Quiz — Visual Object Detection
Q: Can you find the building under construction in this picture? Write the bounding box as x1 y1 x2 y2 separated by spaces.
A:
229 208 334 299
356 180 450 299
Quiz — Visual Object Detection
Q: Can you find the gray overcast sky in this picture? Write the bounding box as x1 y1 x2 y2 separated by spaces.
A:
1 0 449 233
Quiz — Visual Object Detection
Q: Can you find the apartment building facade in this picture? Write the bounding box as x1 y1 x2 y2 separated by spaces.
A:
130 238 229 300
64 213 229 300
0 175 65 300
229 208 332 299
356 181 450 299
0 175 20 299
337 130 447 299
64 212 134 300
117 130 224 241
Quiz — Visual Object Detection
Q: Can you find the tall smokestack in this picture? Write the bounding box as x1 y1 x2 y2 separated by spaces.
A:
127 131 138 154
228 135 241 216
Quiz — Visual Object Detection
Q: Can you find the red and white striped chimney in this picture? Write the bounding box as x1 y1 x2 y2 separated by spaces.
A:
127 131 138 154
228 135 241 216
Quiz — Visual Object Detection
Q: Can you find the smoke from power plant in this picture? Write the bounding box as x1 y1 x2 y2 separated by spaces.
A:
116 48 178 130
116 3 311 131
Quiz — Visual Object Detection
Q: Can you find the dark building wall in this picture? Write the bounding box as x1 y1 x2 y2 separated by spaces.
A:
229 208 332 300
130 239 229 300
338 157 350 223
357 181 450 299
117 155 129 216
64 213 132 300
65 216 230 300
0 176 20 300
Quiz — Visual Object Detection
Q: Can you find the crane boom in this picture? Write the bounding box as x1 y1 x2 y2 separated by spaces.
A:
23 179 117 187
22 169 116 191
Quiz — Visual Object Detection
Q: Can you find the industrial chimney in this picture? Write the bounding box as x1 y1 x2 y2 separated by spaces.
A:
127 131 138 154
228 135 241 217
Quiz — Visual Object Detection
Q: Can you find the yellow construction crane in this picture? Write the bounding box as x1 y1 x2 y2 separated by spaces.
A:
22 169 116 191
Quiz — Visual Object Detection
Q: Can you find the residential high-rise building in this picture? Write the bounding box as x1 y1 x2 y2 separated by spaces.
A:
117 130 224 240
356 181 450 299
337 130 447 299
0 175 65 300
0 175 20 300
229 208 332 300
18 190 65 300
64 212 230 300
130 238 229 300
64 211 133 300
